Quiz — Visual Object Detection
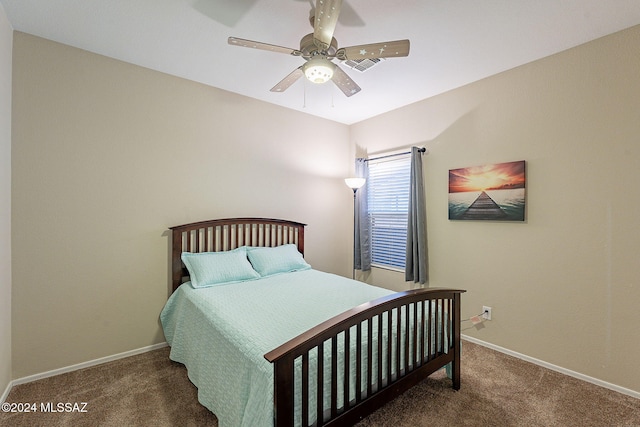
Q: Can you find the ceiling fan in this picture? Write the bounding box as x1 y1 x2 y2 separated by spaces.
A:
227 0 410 97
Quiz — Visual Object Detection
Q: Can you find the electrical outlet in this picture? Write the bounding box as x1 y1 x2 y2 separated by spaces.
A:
482 306 492 321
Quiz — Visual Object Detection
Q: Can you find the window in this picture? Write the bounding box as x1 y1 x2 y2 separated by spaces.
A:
366 154 411 270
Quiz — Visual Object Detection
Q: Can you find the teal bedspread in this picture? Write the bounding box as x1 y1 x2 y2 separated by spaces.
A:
160 269 394 427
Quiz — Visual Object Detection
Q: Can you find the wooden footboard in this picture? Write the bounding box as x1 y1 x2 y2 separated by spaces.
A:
265 287 466 427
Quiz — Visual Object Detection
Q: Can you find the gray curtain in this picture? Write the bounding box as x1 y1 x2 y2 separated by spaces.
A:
354 158 371 271
405 147 428 284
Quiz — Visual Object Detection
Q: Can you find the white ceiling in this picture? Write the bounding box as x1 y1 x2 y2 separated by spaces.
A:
2 0 640 124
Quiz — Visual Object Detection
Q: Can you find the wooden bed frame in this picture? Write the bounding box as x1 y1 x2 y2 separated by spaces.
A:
170 217 465 427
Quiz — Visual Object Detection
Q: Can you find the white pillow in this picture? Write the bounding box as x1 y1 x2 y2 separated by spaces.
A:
247 244 311 277
181 246 260 288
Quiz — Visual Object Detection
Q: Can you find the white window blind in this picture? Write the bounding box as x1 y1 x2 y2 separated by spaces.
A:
367 154 411 270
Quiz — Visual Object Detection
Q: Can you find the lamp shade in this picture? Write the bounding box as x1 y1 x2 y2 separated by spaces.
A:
344 177 366 190
303 57 335 84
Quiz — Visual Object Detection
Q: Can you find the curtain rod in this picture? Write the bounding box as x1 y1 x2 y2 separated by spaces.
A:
364 147 426 162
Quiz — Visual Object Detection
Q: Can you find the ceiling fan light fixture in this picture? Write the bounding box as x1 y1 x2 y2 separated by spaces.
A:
303 57 335 84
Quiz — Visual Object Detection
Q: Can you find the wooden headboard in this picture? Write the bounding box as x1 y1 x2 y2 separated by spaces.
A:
169 218 306 293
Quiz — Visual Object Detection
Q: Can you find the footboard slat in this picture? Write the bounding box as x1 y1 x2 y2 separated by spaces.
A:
343 328 350 412
419 301 425 366
366 318 373 398
265 288 465 427
301 353 309 427
427 300 433 362
355 323 362 405
404 303 410 372
412 302 418 368
330 335 338 418
316 341 324 425
386 311 392 383
435 299 441 357
395 307 401 380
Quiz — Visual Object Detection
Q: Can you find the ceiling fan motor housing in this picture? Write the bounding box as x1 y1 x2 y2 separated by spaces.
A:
300 33 337 58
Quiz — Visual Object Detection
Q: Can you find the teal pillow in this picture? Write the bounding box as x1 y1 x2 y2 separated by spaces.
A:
181 247 260 288
247 244 311 277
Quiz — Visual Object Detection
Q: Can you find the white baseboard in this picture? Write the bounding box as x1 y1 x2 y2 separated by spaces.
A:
4 338 637 403
1 379 11 405
462 335 640 400
1 342 168 403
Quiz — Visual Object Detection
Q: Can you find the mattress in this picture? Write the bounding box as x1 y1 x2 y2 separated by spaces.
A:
160 269 395 427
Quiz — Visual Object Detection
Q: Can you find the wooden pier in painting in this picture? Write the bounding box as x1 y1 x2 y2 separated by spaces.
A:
459 191 508 220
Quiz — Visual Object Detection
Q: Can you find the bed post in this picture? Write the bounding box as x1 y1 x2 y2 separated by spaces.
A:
452 291 462 390
171 228 183 293
273 354 295 427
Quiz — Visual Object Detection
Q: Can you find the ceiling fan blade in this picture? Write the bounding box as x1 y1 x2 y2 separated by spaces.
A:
331 65 361 97
335 39 410 60
302 0 363 27
270 67 304 93
337 2 365 27
195 0 258 27
313 0 343 51
228 37 301 56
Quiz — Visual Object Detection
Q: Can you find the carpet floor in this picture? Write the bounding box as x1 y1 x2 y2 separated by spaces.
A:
2 341 639 426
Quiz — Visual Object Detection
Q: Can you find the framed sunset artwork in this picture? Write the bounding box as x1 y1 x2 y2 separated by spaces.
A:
448 160 526 221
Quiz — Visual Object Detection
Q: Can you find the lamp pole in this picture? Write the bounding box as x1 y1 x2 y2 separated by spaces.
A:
344 178 366 280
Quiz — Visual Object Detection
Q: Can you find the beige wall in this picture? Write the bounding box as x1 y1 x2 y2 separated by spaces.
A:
11 32 353 378
351 25 640 393
0 3 12 397
10 24 640 395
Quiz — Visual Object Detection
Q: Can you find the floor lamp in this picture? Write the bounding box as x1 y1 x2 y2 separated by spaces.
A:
345 178 366 279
